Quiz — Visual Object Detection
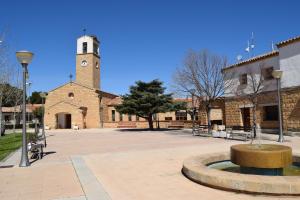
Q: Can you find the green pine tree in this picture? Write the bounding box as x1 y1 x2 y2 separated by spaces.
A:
116 79 186 130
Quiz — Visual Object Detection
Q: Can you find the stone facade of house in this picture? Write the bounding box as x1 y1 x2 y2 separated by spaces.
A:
223 35 300 133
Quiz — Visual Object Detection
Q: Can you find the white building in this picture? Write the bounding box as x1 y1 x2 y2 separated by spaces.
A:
222 35 300 133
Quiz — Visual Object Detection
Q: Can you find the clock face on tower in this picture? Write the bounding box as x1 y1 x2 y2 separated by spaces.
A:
81 60 88 67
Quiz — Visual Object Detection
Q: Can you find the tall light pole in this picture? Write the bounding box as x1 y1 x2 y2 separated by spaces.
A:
272 70 284 143
40 92 47 147
16 50 34 167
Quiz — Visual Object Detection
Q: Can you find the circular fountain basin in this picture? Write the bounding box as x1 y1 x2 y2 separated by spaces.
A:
182 153 300 195
231 144 292 168
231 144 292 176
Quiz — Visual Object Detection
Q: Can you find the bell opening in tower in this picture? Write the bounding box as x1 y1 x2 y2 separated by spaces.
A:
93 42 98 55
83 42 87 54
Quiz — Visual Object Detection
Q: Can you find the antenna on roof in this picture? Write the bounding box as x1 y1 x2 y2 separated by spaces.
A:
245 32 255 58
237 55 243 62
250 32 255 50
271 41 275 51
83 28 87 36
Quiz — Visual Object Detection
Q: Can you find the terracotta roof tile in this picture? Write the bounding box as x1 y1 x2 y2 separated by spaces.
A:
277 35 300 48
222 51 279 72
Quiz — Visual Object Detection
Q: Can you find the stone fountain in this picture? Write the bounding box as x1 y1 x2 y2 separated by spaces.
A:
182 143 300 195
231 144 292 176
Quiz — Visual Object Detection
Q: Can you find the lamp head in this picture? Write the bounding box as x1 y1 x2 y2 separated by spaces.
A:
272 70 283 79
40 92 47 98
16 50 34 65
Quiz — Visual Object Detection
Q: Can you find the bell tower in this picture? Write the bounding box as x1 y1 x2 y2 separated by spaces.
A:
76 35 100 89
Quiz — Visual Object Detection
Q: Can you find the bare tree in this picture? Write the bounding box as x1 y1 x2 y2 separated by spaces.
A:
0 32 15 136
173 50 232 131
233 63 269 139
12 69 23 133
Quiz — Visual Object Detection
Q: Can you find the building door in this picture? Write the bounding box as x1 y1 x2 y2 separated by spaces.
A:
65 114 71 129
56 113 72 129
241 108 251 131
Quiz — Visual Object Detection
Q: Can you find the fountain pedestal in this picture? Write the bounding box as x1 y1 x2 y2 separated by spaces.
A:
231 144 292 176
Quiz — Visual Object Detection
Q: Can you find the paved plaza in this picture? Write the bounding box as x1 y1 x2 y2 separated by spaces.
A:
1 128 300 200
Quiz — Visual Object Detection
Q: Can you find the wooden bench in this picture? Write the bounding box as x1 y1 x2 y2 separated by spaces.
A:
168 121 185 128
117 122 137 128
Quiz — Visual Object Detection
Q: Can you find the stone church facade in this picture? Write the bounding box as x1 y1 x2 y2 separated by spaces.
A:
44 34 225 129
44 35 118 129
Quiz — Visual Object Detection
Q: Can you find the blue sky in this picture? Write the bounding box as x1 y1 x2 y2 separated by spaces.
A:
1 0 300 95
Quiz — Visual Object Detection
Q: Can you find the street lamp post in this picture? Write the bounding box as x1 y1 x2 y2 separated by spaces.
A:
40 92 47 147
16 50 34 167
272 70 284 143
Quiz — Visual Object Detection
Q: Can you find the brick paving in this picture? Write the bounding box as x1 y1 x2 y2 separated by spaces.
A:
0 128 300 200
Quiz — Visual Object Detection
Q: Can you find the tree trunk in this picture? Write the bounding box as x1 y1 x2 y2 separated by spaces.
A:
252 104 257 138
148 114 154 130
13 106 17 133
0 101 3 137
206 105 212 133
13 112 16 133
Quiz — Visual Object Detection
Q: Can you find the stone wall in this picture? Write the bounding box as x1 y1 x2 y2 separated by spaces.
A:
282 87 300 131
76 53 100 89
197 98 225 125
225 91 282 130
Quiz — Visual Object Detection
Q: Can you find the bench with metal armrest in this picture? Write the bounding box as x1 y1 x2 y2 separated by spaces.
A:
193 125 211 137
226 126 252 141
28 142 44 160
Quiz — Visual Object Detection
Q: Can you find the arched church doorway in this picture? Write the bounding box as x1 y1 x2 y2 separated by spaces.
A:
56 113 72 129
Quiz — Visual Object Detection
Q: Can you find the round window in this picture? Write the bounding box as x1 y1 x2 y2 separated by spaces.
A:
68 92 74 99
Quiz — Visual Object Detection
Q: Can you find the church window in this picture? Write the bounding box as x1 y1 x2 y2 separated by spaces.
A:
112 110 115 122
93 43 98 55
165 117 172 121
128 114 132 121
68 92 74 99
176 111 187 121
83 42 87 54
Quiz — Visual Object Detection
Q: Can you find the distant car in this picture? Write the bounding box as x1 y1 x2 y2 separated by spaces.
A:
1 121 5 136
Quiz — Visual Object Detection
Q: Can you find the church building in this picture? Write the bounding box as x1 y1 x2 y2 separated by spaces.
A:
44 35 118 129
44 34 225 129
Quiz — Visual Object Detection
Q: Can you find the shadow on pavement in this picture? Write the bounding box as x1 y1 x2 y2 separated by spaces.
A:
30 151 56 164
116 128 182 132
0 165 14 169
